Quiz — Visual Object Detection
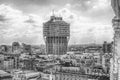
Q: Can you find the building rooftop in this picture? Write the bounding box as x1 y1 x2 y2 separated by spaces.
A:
0 70 12 77
45 16 69 25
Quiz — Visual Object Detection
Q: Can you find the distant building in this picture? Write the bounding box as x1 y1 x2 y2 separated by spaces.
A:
22 43 32 54
50 66 107 80
12 42 20 52
0 52 20 70
12 70 41 80
20 57 35 70
43 15 70 55
68 44 102 53
0 70 12 80
55 72 87 80
3 59 14 70
0 45 8 52
84 46 102 53
102 41 113 54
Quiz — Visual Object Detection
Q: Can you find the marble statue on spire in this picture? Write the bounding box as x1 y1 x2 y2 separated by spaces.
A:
111 0 120 18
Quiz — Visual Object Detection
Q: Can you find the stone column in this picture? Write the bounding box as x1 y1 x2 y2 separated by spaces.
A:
112 17 120 80
110 58 114 80
117 58 120 80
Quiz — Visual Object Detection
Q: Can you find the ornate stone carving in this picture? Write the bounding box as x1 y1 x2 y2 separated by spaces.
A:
111 0 120 18
111 1 120 80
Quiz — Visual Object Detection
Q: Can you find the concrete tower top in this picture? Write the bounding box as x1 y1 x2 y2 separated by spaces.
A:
50 16 62 21
43 15 70 37
44 15 69 25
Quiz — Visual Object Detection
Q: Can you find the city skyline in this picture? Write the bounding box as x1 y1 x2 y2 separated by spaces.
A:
0 0 114 45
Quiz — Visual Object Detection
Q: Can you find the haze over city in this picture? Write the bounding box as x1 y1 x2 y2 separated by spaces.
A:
0 0 114 45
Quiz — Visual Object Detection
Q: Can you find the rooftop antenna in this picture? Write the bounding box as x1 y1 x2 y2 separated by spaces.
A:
59 12 61 17
52 9 55 16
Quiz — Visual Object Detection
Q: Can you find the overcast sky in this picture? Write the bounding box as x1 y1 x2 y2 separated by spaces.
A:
0 0 114 45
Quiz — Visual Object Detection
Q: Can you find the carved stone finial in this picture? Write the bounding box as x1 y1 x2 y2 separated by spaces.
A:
111 0 120 19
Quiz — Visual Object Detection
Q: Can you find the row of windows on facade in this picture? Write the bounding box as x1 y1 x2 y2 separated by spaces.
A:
45 39 68 43
44 23 69 27
43 32 70 36
43 30 69 33
43 28 69 31
43 27 69 31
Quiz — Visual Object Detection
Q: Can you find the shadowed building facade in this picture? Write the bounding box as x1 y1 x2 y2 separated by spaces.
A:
111 0 120 80
43 16 70 55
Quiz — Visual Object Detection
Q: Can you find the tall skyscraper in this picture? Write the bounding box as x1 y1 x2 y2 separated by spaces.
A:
43 16 70 55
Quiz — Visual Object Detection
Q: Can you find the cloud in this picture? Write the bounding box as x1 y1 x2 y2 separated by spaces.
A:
0 4 44 45
55 8 113 44
70 0 110 11
69 0 113 23
0 2 114 45
0 0 71 7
